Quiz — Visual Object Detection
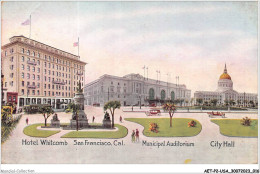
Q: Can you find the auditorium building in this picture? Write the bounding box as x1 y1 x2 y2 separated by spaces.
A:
84 73 191 106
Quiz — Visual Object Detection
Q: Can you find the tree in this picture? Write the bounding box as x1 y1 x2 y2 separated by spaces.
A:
104 101 121 128
196 98 203 106
39 106 54 127
249 100 254 107
162 103 176 127
210 99 218 106
224 99 229 106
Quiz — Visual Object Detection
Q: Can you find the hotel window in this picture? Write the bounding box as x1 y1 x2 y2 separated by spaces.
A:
48 70 51 75
63 67 64 71
48 91 50 96
52 64 54 68
48 77 51 82
5 51 7 56
44 76 47 81
37 60 40 65
69 81 70 84
10 48 14 53
56 72 58 76
27 50 30 55
27 90 30 95
37 68 40 73
21 89 24 95
27 65 30 71
22 48 24 53
69 87 70 90
44 91 46 96
44 69 47 74
37 83 40 88
27 73 30 79
45 55 47 60
52 85 54 89
44 84 46 89
38 53 40 58
22 56 24 62
32 67 35 72
32 74 35 80
10 81 13 86
56 65 58 70
5 82 7 87
48 63 51 68
59 72 61 77
52 92 54 96
21 64 24 70
69 68 70 72
10 73 14 78
69 74 70 78
10 65 14 70
33 52 35 56
49 56 51 61
27 57 30 61
22 81 24 87
56 59 58 63
44 62 47 67
82 77 83 81
10 57 13 62
65 74 67 78
52 57 54 62
48 84 50 89
59 66 61 70
62 92 64 96
32 90 35 95
37 90 39 95
22 73 24 78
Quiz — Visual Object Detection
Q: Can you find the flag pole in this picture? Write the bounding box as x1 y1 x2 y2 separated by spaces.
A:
29 15 31 39
78 37 79 57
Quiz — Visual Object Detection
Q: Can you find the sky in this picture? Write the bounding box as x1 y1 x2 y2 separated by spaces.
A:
1 1 258 95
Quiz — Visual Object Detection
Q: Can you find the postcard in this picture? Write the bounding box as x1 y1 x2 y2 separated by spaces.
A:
1 1 258 173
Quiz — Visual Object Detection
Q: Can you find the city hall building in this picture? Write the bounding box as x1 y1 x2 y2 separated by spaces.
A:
1 35 86 109
194 64 257 107
84 73 191 106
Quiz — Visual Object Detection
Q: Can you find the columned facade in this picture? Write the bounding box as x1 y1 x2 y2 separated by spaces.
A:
84 73 191 106
194 64 258 107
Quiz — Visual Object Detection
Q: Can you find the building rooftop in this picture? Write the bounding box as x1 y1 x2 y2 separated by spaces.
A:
2 35 87 64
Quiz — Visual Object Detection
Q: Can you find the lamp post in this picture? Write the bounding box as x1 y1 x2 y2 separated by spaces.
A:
139 95 141 109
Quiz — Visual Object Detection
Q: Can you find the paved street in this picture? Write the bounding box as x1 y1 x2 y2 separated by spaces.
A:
1 106 258 164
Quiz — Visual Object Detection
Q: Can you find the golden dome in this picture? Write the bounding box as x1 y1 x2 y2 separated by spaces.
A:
219 73 231 80
219 63 231 80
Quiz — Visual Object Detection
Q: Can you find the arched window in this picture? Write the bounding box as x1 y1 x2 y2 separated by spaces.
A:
149 88 155 100
171 91 175 101
161 90 166 100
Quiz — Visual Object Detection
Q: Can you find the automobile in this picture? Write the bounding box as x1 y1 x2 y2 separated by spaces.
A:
145 109 161 116
207 111 225 118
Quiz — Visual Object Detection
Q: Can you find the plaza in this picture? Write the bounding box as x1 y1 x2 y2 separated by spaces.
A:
1 106 257 164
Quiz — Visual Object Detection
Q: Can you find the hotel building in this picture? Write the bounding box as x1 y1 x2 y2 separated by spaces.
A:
194 64 257 107
1 35 86 110
84 73 191 106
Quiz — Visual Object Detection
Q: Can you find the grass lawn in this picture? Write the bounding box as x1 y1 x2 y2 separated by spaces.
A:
23 123 61 138
125 118 202 137
61 124 128 138
211 119 258 137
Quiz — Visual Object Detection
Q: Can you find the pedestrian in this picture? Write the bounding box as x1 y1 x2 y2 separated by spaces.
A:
26 118 29 125
120 116 122 123
132 106 133 111
136 129 139 142
131 130 135 142
92 116 95 123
